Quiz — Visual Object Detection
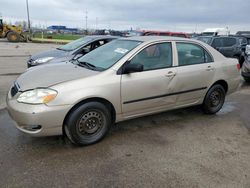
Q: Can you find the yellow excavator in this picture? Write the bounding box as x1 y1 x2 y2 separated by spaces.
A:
0 18 29 42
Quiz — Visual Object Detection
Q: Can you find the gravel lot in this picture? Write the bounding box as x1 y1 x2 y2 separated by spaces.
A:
0 39 250 188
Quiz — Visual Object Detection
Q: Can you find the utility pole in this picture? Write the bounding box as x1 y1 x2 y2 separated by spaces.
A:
95 17 98 30
26 0 31 34
85 10 88 33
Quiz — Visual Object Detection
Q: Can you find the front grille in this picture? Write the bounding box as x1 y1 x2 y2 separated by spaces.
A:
11 83 19 97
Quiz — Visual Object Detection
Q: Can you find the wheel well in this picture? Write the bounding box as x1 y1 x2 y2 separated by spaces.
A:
62 97 116 134
239 56 245 66
212 80 228 93
233 55 244 66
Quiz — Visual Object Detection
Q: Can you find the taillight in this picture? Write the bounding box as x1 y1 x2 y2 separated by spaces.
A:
237 63 241 70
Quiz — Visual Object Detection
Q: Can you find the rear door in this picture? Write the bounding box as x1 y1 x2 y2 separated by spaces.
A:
121 42 178 117
174 42 215 106
212 37 237 57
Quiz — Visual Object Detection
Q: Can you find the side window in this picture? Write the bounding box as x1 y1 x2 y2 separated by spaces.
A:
211 38 223 48
176 43 212 66
130 43 172 71
172 34 186 38
159 33 170 36
81 44 91 53
223 38 236 47
92 40 105 50
99 40 105 45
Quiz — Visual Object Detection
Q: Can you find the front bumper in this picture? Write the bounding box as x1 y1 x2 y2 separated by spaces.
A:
6 91 73 136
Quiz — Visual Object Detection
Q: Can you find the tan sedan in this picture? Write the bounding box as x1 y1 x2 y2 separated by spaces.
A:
7 36 240 145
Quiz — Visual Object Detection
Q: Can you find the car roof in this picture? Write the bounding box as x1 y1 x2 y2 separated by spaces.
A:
119 36 196 43
197 36 212 38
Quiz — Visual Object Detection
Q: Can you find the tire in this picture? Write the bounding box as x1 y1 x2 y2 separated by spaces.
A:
244 77 250 83
64 102 111 146
202 84 225 114
7 31 20 42
239 56 245 68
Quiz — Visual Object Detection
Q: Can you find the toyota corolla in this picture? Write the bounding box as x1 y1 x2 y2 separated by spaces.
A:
7 36 240 145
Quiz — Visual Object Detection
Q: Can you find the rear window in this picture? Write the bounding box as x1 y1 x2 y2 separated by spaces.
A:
176 43 213 66
212 37 237 48
159 33 170 36
171 34 186 38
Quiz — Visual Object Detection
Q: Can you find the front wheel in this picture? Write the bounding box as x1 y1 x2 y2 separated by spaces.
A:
7 32 20 42
64 102 111 146
202 84 225 114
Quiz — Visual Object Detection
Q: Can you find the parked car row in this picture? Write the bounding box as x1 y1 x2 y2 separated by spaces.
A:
195 31 250 82
27 31 190 68
7 36 241 146
27 35 118 67
196 35 248 66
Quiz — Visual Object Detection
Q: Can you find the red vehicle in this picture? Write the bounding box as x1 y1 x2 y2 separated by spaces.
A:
127 30 190 38
143 30 190 38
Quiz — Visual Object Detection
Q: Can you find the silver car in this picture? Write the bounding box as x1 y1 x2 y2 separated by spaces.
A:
7 36 240 145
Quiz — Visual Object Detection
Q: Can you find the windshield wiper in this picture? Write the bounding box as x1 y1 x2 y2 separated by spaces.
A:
72 59 105 71
78 61 96 69
56 47 70 51
76 60 105 71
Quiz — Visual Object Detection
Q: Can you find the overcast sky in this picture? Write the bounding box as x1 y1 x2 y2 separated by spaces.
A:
1 0 250 33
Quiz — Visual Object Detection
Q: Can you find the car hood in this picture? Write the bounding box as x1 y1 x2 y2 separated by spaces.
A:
30 49 71 60
16 62 98 91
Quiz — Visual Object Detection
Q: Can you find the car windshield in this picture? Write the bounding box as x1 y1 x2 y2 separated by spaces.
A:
58 37 93 51
197 37 212 44
77 39 142 70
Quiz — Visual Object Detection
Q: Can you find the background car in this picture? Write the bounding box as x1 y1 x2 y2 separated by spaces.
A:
27 35 118 67
126 30 190 38
197 35 248 66
242 52 250 82
7 36 240 146
196 36 213 44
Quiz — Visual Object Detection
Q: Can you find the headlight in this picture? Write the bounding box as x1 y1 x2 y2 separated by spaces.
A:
17 89 57 104
33 57 54 64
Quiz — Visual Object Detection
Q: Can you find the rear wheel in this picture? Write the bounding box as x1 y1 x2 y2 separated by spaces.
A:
202 84 225 114
244 77 250 83
7 31 20 42
64 102 111 146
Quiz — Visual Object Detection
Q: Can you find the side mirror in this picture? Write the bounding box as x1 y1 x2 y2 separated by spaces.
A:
122 63 143 74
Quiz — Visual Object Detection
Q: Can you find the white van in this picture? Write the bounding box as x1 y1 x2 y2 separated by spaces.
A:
202 28 230 36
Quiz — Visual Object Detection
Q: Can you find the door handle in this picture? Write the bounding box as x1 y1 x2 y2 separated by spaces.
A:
165 71 176 77
206 66 215 71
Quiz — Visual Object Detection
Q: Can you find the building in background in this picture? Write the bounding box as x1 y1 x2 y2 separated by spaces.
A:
47 25 78 34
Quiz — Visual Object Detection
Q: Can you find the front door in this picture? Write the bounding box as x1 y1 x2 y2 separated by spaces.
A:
121 42 178 118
